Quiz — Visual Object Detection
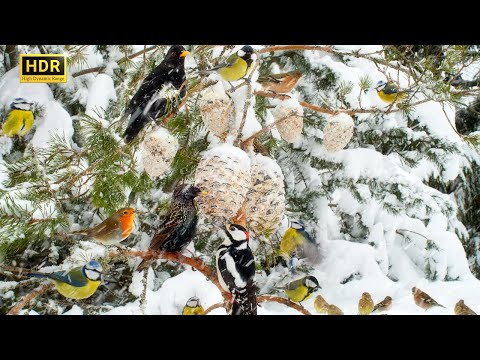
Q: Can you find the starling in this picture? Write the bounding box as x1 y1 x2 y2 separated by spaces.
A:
454 300 476 315
216 224 257 315
136 184 204 271
122 45 189 143
358 292 374 315
258 71 302 94
412 287 445 310
372 296 393 313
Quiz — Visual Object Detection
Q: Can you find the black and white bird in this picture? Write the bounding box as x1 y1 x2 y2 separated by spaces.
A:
216 224 257 315
122 45 189 143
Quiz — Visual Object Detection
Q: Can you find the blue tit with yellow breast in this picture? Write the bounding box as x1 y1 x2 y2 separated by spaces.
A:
182 297 205 315
1 98 34 137
375 80 411 104
284 275 320 303
202 46 257 91
279 220 320 271
26 260 103 300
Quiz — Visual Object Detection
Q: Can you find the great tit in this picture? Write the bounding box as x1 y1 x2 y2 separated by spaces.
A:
375 80 411 104
279 220 320 272
284 275 320 303
1 98 34 137
202 46 257 90
258 71 302 94
122 45 189 143
358 292 374 315
26 260 103 300
182 297 205 315
216 224 257 315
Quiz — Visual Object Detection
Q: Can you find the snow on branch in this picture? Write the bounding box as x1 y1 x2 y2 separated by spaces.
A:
7 283 52 315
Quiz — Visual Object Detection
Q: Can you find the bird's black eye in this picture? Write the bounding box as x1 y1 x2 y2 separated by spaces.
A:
229 226 235 231
123 211 128 215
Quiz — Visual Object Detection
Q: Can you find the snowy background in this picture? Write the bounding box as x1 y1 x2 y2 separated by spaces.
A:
0 45 479 315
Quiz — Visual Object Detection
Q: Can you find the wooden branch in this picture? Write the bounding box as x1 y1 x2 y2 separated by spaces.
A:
108 249 232 300
203 295 312 315
7 282 52 315
72 45 159 78
258 45 333 54
257 295 312 315
203 302 225 315
241 111 296 147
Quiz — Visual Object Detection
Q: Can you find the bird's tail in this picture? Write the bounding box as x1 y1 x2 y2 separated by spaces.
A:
68 230 89 236
231 282 257 315
123 114 151 144
26 272 55 280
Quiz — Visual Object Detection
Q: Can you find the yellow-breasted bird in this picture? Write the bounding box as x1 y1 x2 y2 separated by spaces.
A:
26 260 103 300
258 71 302 94
327 304 344 315
70 207 135 246
358 292 374 315
372 296 393 313
201 46 256 90
454 300 476 315
1 98 34 137
284 275 320 303
182 297 205 315
412 287 445 310
314 294 330 314
375 80 412 104
279 220 320 272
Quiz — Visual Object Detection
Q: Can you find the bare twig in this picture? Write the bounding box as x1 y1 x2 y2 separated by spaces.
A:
108 249 232 300
72 45 159 78
258 45 333 54
241 111 296 147
7 282 52 315
235 62 259 144
203 295 312 315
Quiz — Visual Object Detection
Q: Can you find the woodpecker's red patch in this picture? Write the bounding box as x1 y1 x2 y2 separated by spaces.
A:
244 231 250 241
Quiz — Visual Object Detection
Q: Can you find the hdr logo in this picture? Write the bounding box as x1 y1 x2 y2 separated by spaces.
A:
20 54 67 83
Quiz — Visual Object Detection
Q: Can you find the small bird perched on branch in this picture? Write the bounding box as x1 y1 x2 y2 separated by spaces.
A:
327 304 344 315
182 297 205 315
454 300 476 315
278 220 320 272
136 184 206 271
1 98 34 137
258 71 302 94
314 294 330 314
412 287 445 310
122 45 189 143
358 292 374 315
216 224 257 315
284 276 320 303
25 260 103 300
69 207 135 245
201 46 256 90
372 296 393 313
375 80 412 104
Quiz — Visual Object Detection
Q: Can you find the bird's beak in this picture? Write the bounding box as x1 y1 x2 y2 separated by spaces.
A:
200 191 208 197
180 51 190 58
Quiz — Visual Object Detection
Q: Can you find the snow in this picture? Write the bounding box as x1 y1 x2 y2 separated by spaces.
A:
202 143 251 169
85 74 117 120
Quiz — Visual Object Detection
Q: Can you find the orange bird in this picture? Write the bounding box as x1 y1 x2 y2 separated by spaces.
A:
70 207 135 245
258 71 302 94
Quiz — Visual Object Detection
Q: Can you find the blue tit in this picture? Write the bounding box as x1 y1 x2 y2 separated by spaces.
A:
202 46 257 90
1 98 34 137
279 220 320 271
284 275 320 303
27 260 103 300
375 81 411 104
182 297 205 315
